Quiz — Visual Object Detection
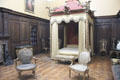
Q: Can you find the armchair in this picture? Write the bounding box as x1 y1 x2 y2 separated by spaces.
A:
14 48 38 78
69 51 90 80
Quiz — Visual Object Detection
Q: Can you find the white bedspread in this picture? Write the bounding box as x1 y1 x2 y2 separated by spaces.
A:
59 48 79 56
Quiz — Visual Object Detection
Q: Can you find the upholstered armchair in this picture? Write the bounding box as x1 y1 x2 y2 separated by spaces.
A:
14 48 38 78
69 51 91 80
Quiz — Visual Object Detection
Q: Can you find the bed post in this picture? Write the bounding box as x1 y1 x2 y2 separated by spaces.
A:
85 19 89 50
78 19 87 63
90 24 94 56
64 24 67 47
78 19 86 52
51 22 59 59
50 23 52 58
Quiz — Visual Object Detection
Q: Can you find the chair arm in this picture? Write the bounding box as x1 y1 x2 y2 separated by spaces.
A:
14 58 19 67
33 57 39 64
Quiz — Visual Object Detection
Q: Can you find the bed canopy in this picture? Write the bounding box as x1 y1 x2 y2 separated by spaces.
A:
49 0 94 59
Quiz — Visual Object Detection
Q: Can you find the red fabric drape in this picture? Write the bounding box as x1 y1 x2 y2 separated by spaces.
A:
66 22 78 44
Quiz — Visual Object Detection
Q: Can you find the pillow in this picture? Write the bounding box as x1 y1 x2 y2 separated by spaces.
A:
116 41 120 50
67 44 78 48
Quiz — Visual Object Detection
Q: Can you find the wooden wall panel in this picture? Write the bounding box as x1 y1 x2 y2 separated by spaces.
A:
94 16 120 55
8 20 20 58
20 21 30 45
0 12 3 37
0 8 49 59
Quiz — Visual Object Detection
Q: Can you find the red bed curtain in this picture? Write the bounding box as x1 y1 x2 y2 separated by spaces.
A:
66 22 78 45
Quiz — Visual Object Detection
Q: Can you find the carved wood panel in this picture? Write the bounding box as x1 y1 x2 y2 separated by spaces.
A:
0 8 49 58
94 17 120 54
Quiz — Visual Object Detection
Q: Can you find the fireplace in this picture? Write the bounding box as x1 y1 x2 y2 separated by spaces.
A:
0 41 3 63
0 40 13 65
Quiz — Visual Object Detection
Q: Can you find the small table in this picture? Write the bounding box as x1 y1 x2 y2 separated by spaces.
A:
111 58 120 64
55 55 77 65
110 49 120 58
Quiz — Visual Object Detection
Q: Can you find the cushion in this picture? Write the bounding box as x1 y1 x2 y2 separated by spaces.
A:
79 51 91 64
116 41 120 50
111 58 120 64
16 64 36 71
69 64 87 72
55 55 75 60
59 48 79 56
17 48 33 64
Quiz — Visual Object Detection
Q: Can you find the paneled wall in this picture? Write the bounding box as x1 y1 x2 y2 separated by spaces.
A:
94 16 120 54
0 8 49 59
0 11 3 37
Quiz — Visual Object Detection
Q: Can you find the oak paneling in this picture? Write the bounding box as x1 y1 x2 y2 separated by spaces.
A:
0 8 49 59
94 16 120 55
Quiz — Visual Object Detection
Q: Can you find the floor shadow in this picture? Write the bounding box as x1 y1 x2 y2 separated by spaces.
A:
71 75 95 80
18 74 37 80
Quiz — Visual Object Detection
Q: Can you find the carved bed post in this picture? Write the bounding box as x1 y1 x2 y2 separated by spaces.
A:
78 19 87 63
51 22 59 59
90 24 94 56
78 19 86 53
85 19 89 50
50 23 52 58
64 24 67 47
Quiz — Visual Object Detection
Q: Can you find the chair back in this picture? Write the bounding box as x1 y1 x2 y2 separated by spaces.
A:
99 39 107 50
78 51 91 65
17 48 33 64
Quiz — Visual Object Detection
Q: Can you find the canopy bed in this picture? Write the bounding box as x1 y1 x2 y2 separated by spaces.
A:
48 0 94 61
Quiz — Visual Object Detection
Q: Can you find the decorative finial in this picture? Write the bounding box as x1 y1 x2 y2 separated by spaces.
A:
46 7 52 17
64 6 70 14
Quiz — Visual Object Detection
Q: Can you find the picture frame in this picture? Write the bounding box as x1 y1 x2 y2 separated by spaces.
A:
25 0 34 13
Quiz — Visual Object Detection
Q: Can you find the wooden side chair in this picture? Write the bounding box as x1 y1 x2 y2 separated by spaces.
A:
41 38 49 53
14 48 38 78
99 39 107 55
69 51 91 80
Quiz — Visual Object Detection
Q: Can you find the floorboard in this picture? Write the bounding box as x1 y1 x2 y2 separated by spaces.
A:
0 53 113 80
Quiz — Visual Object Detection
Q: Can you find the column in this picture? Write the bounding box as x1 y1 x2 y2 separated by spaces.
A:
85 19 89 50
64 24 67 47
51 22 59 59
78 19 86 53
90 24 94 56
50 23 52 58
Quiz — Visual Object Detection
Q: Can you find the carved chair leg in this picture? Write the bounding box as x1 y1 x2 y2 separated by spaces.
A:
83 72 86 80
69 68 71 78
32 70 36 79
18 71 21 78
84 69 89 80
78 73 80 80
87 69 89 79
87 71 89 79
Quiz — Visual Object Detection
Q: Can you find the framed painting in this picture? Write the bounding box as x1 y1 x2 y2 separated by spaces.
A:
25 0 34 13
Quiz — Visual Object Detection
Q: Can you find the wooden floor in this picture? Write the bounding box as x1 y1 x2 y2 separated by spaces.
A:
0 53 113 80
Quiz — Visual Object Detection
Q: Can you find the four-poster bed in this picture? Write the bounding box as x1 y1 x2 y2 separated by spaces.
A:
49 0 94 61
